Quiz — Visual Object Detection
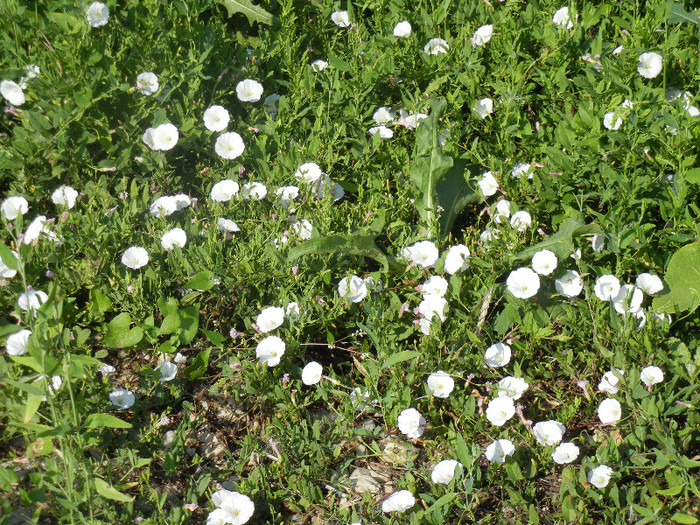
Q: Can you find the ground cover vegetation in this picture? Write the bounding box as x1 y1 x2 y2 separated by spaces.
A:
1 0 700 523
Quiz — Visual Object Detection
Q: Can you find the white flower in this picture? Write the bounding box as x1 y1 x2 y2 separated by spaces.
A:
598 369 624 395
256 306 285 333
18 290 48 312
24 64 40 81
174 353 187 365
552 443 579 464
210 490 255 525
301 361 323 385
397 109 428 129
121 247 149 270
493 199 511 223
142 128 156 149
636 273 663 295
161 228 187 250
480 228 500 247
156 361 177 382
0 80 25 106
263 93 281 114
594 275 620 301
292 218 312 240
218 218 240 233
510 211 532 231
588 465 613 488
331 10 351 27
471 24 493 46
315 175 345 201
276 186 299 209
443 244 470 274
294 162 323 184
531 249 557 275
149 196 177 217
498 376 529 400
613 45 624 55
533 420 566 446
98 364 115 375
1 196 29 220
0 250 19 278
136 72 159 95
211 179 240 202
338 275 368 303
152 123 179 151
507 268 540 299
431 459 462 484
555 270 583 297
86 2 109 27
285 302 300 322
49 186 78 209
382 490 415 513
109 388 135 409
598 398 622 424
236 79 264 102
603 112 622 131
215 132 245 160
424 38 449 55
349 387 375 412
474 98 494 119
477 171 499 197
368 126 394 139
393 21 412 38
256 336 285 367
638 52 663 79
640 366 664 387
484 439 515 463
241 182 267 201
402 241 439 268
553 7 573 29
174 195 191 210
6 329 31 356
426 371 454 398
422 276 448 297
203 105 230 132
511 163 533 180
311 60 328 72
22 216 52 245
485 396 515 426
418 294 447 322
612 284 643 314
373 106 396 124
591 234 605 252
397 408 426 439
484 342 511 368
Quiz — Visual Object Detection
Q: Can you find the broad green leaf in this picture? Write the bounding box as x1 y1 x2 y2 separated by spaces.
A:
0 465 19 491
668 2 700 27
455 433 472 467
178 306 200 345
4 377 46 397
328 54 352 72
185 270 216 291
381 350 420 369
287 235 398 272
24 394 43 423
85 413 133 429
671 513 698 524
159 312 181 336
656 484 684 496
102 313 143 348
216 0 275 25
515 218 603 261
0 243 19 271
653 243 700 313
94 478 134 503
425 492 457 514
203 330 226 346
685 168 700 185
185 348 211 381
435 159 479 240
89 289 112 317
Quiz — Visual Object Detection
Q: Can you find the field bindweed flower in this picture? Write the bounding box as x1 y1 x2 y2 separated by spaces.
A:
498 376 529 400
418 294 447 323
136 72 159 95
431 459 463 484
285 302 300 322
555 270 583 297
638 52 662 79
553 7 573 29
2 196 29 220
311 60 328 72
393 21 411 38
484 439 515 463
157 361 177 382
444 244 470 274
338 275 368 303
86 2 109 27
598 398 622 424
368 126 394 138
382 490 415 513
161 228 187 250
640 366 664 387
594 275 620 301
612 284 643 314
533 420 566 446
532 249 557 275
1 80 26 106
591 234 605 252
485 342 511 368
218 218 240 233
424 38 449 55
241 182 267 200
598 369 624 394
51 186 79 209
331 10 351 27
23 216 58 246
295 162 323 184
474 98 493 119
215 132 245 160
493 199 511 223
552 443 579 464
512 163 533 180
397 408 426 439
18 290 48 313
422 275 448 297
427 371 454 398
302 361 323 385
603 112 622 131
6 329 31 356
276 186 299 209
290 218 311 240
471 24 493 46
373 106 396 124
109 388 135 409
211 180 240 202
236 79 263 102
256 306 285 333
486 396 515 426
636 273 663 295
507 268 540 299
209 490 255 525
203 105 230 132
477 171 499 196
150 196 178 217
150 123 179 151
510 210 532 231
402 241 439 268
588 465 613 488
122 247 149 269
256 336 285 367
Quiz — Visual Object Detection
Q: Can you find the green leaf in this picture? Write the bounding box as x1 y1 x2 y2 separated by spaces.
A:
185 348 211 381
671 513 698 524
102 313 143 348
203 330 226 346
455 433 472 467
84 413 133 429
4 377 46 398
435 159 479 240
216 0 275 25
685 168 700 185
185 270 216 291
0 243 19 271
653 243 700 313
656 484 684 496
94 478 134 503
328 54 352 72
159 312 181 336
287 234 398 272
515 218 602 261
74 88 93 108
668 2 700 26
381 350 420 369
89 289 112 317
0 465 19 491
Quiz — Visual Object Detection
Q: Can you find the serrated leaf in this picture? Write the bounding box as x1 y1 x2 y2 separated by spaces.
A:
94 478 134 503
435 159 479 240
84 413 132 429
653 243 700 313
287 234 398 272
216 0 275 25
